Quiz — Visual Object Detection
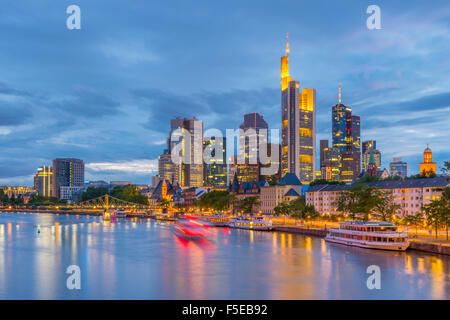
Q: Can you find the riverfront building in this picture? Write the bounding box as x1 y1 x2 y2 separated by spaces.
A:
34 166 53 197
52 158 84 199
306 176 449 217
280 34 316 183
390 157 408 178
260 173 303 215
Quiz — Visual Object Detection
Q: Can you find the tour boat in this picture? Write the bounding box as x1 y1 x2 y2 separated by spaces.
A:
110 210 128 218
155 213 177 222
325 220 409 251
184 213 231 227
229 215 272 231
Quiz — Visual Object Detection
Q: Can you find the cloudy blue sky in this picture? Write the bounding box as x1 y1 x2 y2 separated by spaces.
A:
1 0 449 186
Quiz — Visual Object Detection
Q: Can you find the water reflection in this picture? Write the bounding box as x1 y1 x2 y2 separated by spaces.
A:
0 212 448 299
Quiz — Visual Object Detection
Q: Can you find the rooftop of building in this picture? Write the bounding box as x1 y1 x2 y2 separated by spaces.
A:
278 173 302 186
284 188 300 197
306 176 449 193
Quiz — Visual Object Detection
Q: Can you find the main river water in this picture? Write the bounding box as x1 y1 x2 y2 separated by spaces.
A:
0 212 448 299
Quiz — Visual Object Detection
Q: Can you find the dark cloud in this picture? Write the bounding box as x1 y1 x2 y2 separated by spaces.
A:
0 82 31 97
367 92 450 114
0 0 450 184
0 102 33 126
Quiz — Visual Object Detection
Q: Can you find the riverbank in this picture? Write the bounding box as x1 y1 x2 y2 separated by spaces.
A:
273 225 450 256
0 209 154 219
2 210 449 256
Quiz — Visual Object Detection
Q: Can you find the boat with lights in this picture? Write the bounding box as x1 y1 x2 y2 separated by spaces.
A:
184 213 230 227
228 215 272 231
325 220 409 251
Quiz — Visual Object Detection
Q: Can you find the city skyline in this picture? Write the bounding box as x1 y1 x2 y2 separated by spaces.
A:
1 0 450 186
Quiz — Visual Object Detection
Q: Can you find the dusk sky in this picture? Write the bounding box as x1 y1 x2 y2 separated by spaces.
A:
1 0 449 186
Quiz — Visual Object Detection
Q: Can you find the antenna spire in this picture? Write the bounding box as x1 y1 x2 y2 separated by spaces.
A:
286 32 289 56
339 83 341 104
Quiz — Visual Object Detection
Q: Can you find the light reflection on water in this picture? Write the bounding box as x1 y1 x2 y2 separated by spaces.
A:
0 212 448 299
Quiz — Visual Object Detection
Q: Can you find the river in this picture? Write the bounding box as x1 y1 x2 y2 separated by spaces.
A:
0 212 448 299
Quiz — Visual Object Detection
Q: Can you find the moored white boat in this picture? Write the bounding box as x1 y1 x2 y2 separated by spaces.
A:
325 220 409 251
229 215 272 231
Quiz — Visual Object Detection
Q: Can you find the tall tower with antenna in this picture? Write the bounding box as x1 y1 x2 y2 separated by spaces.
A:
280 34 316 183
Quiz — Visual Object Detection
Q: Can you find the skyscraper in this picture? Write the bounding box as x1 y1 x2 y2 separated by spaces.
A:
52 158 84 199
366 148 378 176
362 140 376 172
239 112 268 164
319 140 329 169
362 148 381 172
35 166 53 197
203 136 227 187
168 117 203 187
331 84 360 182
390 157 408 178
332 85 353 154
321 146 340 181
158 149 178 184
237 112 268 183
340 150 360 182
280 34 316 183
351 115 360 152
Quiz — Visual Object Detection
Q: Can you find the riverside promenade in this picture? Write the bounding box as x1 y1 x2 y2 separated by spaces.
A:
2 208 449 255
272 223 450 256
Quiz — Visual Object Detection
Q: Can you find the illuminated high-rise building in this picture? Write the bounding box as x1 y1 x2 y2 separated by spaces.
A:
332 85 353 154
35 166 53 197
341 151 360 182
321 146 341 181
203 136 227 187
168 117 203 187
158 149 178 184
362 148 381 172
351 115 360 152
362 140 376 171
419 144 437 176
331 85 360 181
280 34 316 183
390 157 408 178
239 112 268 165
319 140 329 169
52 158 84 199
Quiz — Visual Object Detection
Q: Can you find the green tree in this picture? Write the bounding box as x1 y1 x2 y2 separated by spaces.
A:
273 202 291 217
373 192 401 221
335 184 382 221
235 196 260 214
422 199 448 239
81 187 108 201
402 212 424 236
110 185 148 205
442 160 450 181
197 191 232 212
